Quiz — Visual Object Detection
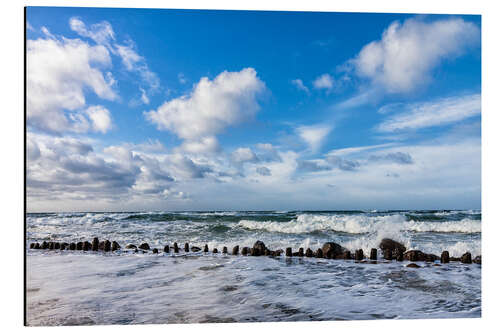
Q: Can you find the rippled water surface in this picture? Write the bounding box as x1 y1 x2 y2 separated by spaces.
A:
26 210 481 325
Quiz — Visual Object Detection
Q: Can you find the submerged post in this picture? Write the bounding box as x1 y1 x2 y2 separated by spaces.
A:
383 249 392 260
355 249 363 261
92 237 99 251
370 248 377 260
441 251 450 263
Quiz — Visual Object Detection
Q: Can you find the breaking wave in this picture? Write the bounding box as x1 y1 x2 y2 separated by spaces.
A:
238 214 480 234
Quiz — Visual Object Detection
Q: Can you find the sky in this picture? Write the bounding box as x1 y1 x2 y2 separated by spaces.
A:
25 7 481 212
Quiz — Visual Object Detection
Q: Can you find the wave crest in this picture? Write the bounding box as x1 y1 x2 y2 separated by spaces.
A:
238 214 480 234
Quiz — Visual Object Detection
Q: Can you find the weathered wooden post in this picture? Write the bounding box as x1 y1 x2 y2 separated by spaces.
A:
92 237 99 251
383 249 392 260
395 248 404 261
112 241 120 251
355 249 363 261
441 251 450 263
461 252 472 264
370 248 377 260
286 247 292 257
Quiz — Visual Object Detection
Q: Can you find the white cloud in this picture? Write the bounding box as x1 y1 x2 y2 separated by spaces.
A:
327 143 396 156
256 166 272 176
145 68 265 153
350 17 479 93
377 94 481 132
178 73 187 84
312 73 334 90
115 42 160 93
115 43 142 70
180 136 220 154
140 88 150 104
85 105 112 133
69 17 115 48
232 147 259 164
27 36 117 134
296 125 332 152
291 79 309 93
70 17 160 101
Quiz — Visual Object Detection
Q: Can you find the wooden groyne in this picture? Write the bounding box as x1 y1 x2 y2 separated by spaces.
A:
29 237 481 267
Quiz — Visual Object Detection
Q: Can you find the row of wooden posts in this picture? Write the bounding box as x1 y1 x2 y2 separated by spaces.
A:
29 238 480 265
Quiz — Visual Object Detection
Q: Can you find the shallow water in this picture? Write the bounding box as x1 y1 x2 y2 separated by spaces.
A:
26 210 481 325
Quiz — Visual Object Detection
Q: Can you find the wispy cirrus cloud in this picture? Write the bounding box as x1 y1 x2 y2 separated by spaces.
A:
69 17 160 103
377 93 481 132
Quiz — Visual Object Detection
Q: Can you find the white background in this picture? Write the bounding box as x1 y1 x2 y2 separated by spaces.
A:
1 0 499 332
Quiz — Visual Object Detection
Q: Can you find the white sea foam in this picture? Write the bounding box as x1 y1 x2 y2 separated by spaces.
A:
238 214 480 234
403 219 480 233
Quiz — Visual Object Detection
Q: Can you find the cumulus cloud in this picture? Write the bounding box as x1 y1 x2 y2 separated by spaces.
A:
350 17 479 93
312 73 334 91
26 134 178 206
232 147 259 164
291 79 309 93
296 125 332 152
180 136 220 154
256 166 272 176
85 105 112 133
169 154 213 179
27 35 117 134
255 143 282 162
377 94 481 132
145 68 266 153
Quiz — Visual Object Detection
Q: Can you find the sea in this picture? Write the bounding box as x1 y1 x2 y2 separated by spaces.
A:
26 210 481 325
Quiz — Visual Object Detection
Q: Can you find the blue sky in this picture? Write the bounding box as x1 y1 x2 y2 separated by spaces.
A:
26 7 481 211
